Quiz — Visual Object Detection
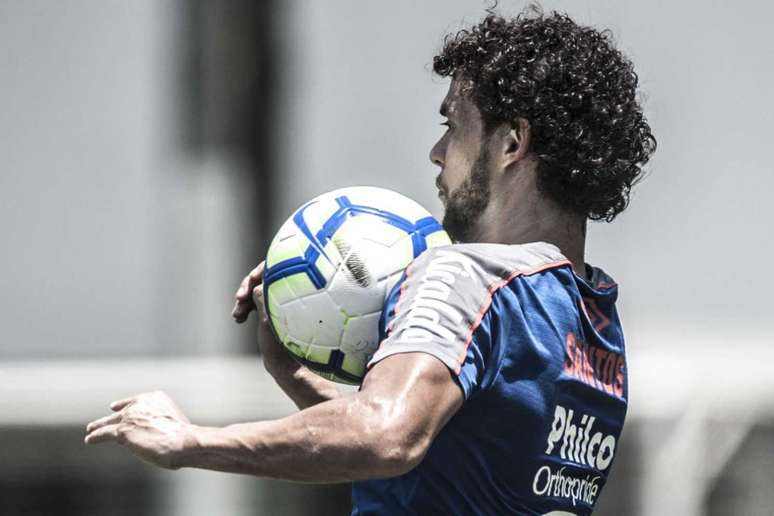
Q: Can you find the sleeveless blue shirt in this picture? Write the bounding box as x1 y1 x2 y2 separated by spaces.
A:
352 242 628 515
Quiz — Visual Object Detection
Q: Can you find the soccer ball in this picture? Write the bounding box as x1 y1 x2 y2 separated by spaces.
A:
263 186 451 384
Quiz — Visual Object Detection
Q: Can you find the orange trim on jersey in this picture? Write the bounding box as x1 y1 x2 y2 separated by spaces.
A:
453 259 574 374
369 261 416 364
387 266 413 333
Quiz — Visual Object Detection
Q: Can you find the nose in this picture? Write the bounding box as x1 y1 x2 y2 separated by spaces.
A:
429 137 445 169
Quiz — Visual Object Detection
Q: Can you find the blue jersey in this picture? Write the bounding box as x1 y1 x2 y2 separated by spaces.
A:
352 242 628 515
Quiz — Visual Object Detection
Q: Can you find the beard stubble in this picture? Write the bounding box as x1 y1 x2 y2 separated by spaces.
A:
441 147 491 243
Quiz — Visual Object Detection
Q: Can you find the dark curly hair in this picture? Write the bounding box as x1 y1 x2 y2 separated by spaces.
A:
433 6 656 221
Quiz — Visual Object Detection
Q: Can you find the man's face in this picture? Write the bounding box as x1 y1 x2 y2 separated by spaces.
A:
429 80 492 243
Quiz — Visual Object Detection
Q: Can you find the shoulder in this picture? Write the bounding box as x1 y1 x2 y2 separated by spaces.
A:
369 242 570 395
405 241 571 290
384 242 570 357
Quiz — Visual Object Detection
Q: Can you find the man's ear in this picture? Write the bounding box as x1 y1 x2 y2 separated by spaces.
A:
501 117 531 169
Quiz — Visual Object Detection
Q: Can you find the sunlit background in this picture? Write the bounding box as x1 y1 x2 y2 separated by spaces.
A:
2 1 773 515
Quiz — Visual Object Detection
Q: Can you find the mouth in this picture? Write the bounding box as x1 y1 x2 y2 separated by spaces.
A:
435 175 447 200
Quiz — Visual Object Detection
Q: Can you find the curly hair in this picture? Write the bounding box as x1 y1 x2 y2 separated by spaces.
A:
433 7 656 221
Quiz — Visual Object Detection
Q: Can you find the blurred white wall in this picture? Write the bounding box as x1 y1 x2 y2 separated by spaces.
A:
0 1 247 358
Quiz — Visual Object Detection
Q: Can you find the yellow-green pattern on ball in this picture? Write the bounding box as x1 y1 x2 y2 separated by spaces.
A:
263 186 451 385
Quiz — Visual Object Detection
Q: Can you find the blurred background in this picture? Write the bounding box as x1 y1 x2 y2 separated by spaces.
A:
1 0 772 515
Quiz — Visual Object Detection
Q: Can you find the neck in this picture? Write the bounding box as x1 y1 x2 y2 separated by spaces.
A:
473 163 588 279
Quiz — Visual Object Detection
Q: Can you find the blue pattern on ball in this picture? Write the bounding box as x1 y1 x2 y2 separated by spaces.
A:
262 194 443 382
264 195 441 291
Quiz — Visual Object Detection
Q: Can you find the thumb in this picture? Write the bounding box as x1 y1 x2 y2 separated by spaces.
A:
252 284 263 305
252 285 269 322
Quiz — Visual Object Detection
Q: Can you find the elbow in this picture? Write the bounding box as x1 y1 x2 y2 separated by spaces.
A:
368 423 431 478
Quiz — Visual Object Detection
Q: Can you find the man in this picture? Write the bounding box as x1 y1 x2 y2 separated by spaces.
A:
86 8 655 515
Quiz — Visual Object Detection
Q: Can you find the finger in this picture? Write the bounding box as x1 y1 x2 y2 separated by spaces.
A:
236 262 265 301
84 424 121 445
232 299 243 320
253 286 270 323
236 275 252 301
252 284 263 305
249 262 265 282
233 262 267 322
86 411 123 433
110 397 136 411
232 297 256 323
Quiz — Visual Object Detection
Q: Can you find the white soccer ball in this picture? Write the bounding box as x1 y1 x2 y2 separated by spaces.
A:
263 186 451 384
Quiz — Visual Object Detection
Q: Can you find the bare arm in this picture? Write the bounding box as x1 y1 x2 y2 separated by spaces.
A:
85 352 463 482
258 349 342 410
232 261 340 409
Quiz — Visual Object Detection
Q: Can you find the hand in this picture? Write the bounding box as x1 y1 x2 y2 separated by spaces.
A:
84 391 194 470
231 261 294 375
231 261 265 323
230 263 339 409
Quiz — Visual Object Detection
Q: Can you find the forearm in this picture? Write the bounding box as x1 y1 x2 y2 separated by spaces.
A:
265 353 342 410
180 395 417 482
